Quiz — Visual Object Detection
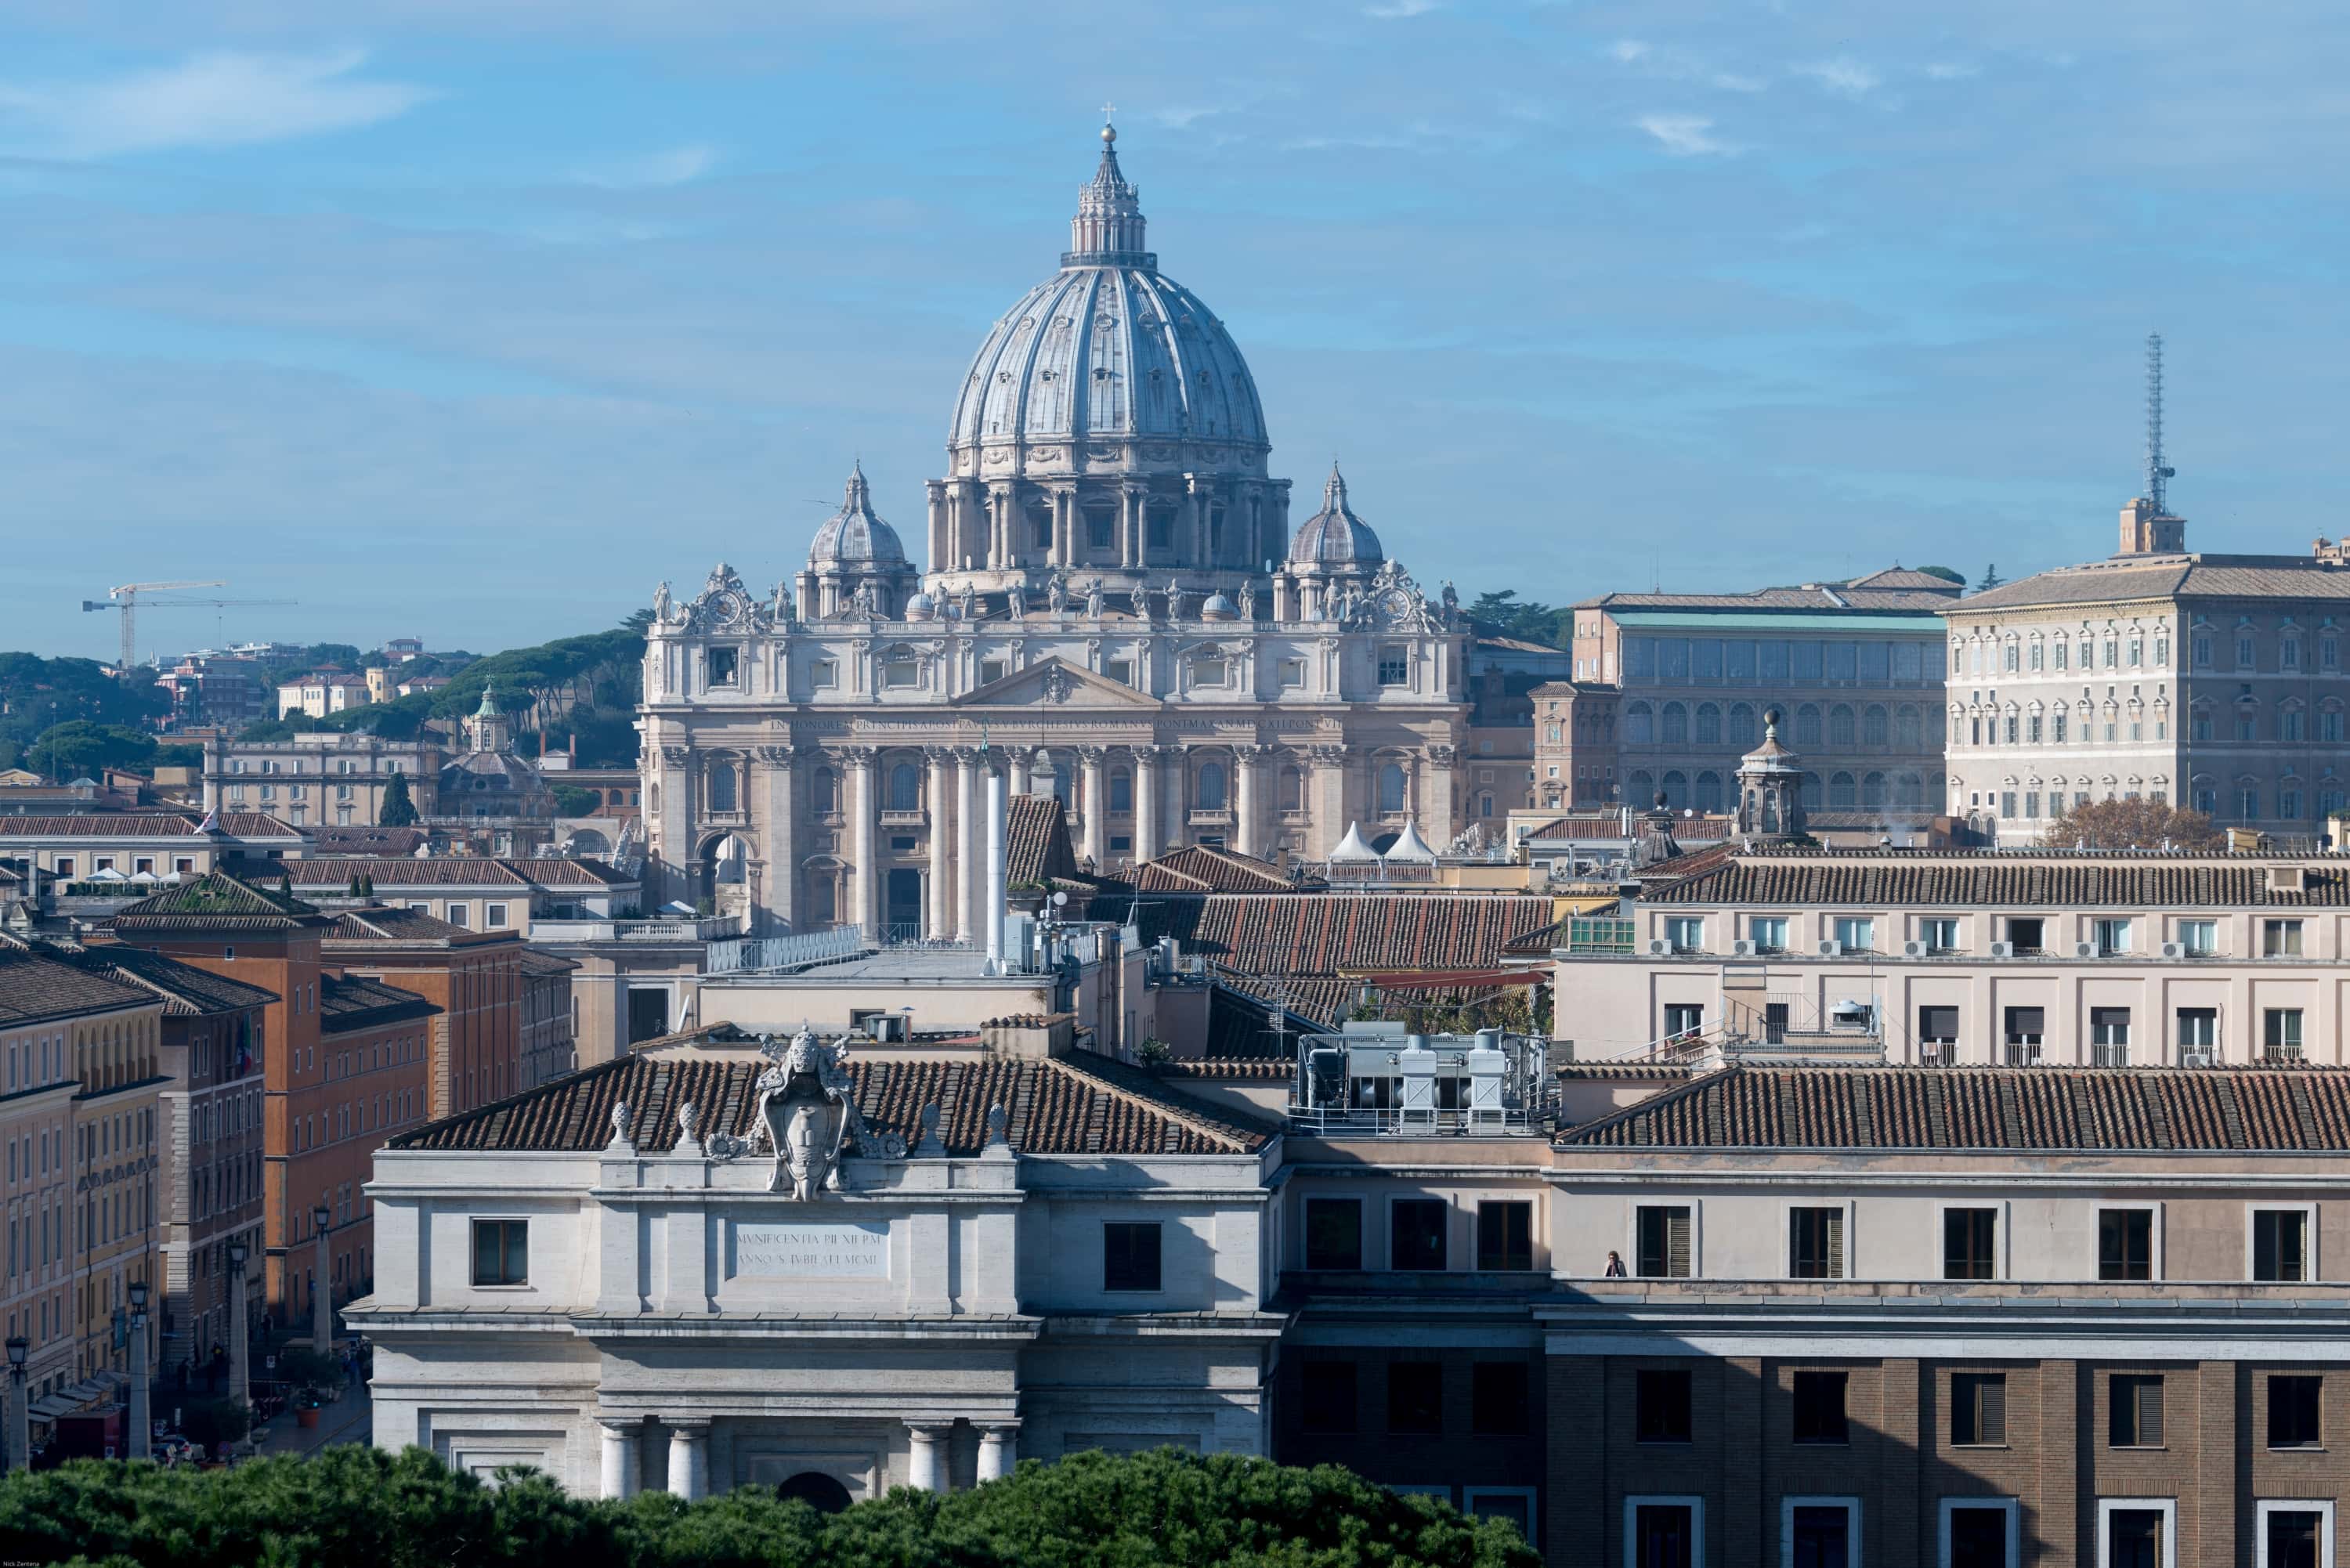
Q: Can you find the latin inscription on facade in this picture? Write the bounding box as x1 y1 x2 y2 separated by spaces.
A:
733 1221 891 1279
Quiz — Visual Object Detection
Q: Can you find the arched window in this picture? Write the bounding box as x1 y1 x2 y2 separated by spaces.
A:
1661 703 1689 744
1109 768 1133 812
887 761 920 812
1198 761 1228 810
1727 703 1758 748
1694 771 1723 813
1278 766 1303 813
1624 703 1655 746
1862 771 1887 808
809 873 837 924
812 768 837 815
1829 705 1856 747
1695 703 1721 745
1830 771 1857 808
1894 705 1921 751
708 763 737 813
1379 762 1408 814
1627 769 1655 804
1661 770 1687 810
1863 705 1889 747
1479 793 1494 818
1795 705 1823 748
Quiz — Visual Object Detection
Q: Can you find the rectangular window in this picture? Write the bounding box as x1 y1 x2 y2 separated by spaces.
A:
1103 1222 1162 1292
1636 1205 1693 1279
2106 1507 2168 1565
1921 917 1960 952
2268 1375 2322 1449
2265 1508 2325 1568
1304 1198 1363 1270
485 903 508 930
1471 1362 1530 1435
2090 1007 2131 1066
1636 1369 1693 1443
2241 636 2258 667
1277 657 1305 689
1363 1359 1444 1442
1188 656 1227 688
2177 1008 2218 1057
1789 1207 1845 1280
1750 916 1788 953
1952 1372 2008 1447
1477 1201 1534 1272
1300 1360 1358 1433
1944 1208 1998 1280
2265 919 2305 957
1833 916 1875 952
2002 1008 2044 1057
1918 1006 1959 1046
706 647 739 686
1632 1502 1697 1566
2178 919 2218 956
1946 1502 2015 1568
2110 1374 2164 1447
2006 916 2044 952
2266 1009 2305 1062
1663 916 1705 953
1378 645 1410 686
2093 918 2131 956
2254 1209 2310 1282
444 901 469 927
469 1219 527 1286
1791 1371 1849 1444
2100 1209 2153 1281
1390 1199 1448 1272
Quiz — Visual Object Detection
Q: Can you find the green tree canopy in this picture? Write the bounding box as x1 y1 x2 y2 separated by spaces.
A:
1465 591 1571 650
25 721 160 780
552 785 600 818
379 769 419 827
2039 796 2225 851
0 1444 1538 1568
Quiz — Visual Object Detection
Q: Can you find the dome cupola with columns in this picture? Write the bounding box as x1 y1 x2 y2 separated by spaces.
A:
798 461 919 620
924 119 1289 605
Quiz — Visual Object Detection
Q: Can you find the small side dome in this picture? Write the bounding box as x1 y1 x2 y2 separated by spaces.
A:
808 461 907 568
1199 591 1238 621
1288 462 1383 566
904 591 938 621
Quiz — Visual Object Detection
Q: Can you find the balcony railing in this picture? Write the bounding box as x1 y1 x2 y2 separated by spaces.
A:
528 914 740 943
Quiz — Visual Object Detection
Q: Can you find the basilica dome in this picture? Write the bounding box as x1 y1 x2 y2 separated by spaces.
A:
947 125 1267 467
808 462 907 567
1289 464 1383 566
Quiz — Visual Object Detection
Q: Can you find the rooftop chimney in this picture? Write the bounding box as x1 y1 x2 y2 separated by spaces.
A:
2119 497 2186 556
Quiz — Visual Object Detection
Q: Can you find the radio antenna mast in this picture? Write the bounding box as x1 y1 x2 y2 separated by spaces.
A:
2145 332 2176 513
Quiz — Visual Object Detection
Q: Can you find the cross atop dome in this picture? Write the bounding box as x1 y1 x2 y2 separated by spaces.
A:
1068 113 1151 267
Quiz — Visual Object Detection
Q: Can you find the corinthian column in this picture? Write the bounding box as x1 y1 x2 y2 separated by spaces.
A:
756 742 795 934
1234 744 1263 858
956 748 980 942
926 747 953 940
1133 746 1162 865
845 747 878 939
1077 746 1108 869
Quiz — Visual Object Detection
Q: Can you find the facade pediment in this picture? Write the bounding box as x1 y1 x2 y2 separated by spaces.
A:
950 656 1161 710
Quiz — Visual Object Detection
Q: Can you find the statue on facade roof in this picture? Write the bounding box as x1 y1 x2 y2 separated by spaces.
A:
1085 578 1106 619
1047 571 1068 615
1237 581 1256 620
1006 580 1025 617
707 1028 906 1197
1130 580 1150 619
652 581 673 624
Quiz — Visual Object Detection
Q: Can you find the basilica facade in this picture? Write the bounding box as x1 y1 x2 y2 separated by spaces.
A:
639 123 1472 936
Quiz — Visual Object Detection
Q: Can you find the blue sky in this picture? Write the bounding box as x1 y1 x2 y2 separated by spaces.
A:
3 0 2345 661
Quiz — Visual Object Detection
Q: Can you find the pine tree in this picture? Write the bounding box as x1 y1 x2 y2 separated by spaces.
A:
1977 563 2005 591
380 769 419 827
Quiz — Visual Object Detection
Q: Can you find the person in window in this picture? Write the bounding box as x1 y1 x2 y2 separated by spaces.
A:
1605 1250 1628 1278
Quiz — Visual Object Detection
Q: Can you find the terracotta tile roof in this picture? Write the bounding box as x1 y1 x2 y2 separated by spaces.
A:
324 907 510 946
4 811 306 840
517 949 579 977
284 857 527 887
1577 574 1960 613
1130 845 1308 894
312 826 427 856
109 871 322 932
1556 1062 1699 1081
1556 1063 2350 1151
499 858 631 886
1004 794 1084 885
1958 554 2350 614
1137 893 1556 975
1844 567 1968 594
389 1042 1272 1156
1640 850 2350 909
0 945 159 1025
320 972 440 1034
56 943 279 1017
1156 1057 1296 1081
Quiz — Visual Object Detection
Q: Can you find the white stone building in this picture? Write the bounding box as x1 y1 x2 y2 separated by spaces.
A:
638 123 1474 936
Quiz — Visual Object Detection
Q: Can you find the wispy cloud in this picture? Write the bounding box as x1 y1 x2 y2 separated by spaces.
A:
1607 38 1765 94
1608 39 1650 63
1794 56 1882 99
1363 0 1440 16
0 50 430 157
1924 61 1979 81
1636 114 1740 157
572 143 717 189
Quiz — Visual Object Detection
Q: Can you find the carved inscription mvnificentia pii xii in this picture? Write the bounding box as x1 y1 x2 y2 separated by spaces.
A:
734 1221 890 1279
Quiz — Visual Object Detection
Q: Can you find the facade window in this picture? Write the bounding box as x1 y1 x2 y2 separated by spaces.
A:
2178 919 2218 956
1300 1361 1358 1433
1195 761 1228 810
1832 916 1875 952
2269 1375 2323 1449
1476 1201 1534 1272
2054 712 2069 742
2093 918 2132 956
1632 1503 1697 1564
2254 1209 2310 1281
1943 1208 1998 1280
2241 786 2261 818
1187 656 1227 688
1378 645 1409 686
1788 1208 1844 1280
2267 1508 2326 1566
1636 1369 1693 1443
810 659 838 689
1663 916 1704 954
469 1219 527 1286
1918 1006 1959 1053
1304 1198 1362 1270
2267 1009 2307 1062
1636 1205 1693 1279
1952 1372 2008 1447
2056 640 2072 670
1749 916 1788 953
1102 1222 1162 1292
2265 919 2305 957
881 657 920 689
1390 1199 1448 1272
706 647 739 687
1387 1361 1443 1434
1378 762 1408 815
2092 1008 2135 1062
2240 636 2258 667
2099 1209 2153 1281
1920 916 1959 952
1791 1371 1849 1443
2177 1009 2218 1060
2110 1374 2165 1447
1470 1362 1530 1436
2284 638 2303 670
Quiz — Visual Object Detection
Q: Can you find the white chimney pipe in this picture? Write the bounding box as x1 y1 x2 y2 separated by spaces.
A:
985 768 1007 966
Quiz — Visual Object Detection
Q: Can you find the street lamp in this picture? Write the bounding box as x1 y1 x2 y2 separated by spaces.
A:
312 1205 334 1354
5 1335 27 1473
226 1241 250 1411
126 1279 151 1461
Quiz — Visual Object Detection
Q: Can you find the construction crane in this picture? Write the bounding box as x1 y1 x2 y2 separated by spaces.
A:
81 581 296 670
